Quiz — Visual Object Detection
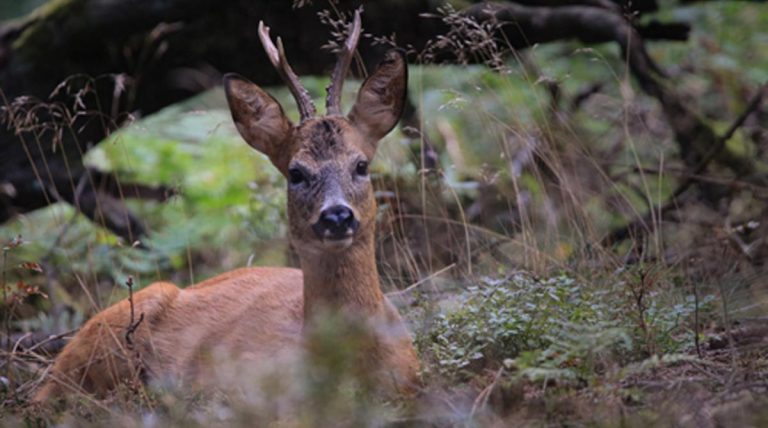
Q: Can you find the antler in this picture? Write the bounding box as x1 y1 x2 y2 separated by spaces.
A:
325 9 362 116
258 21 317 121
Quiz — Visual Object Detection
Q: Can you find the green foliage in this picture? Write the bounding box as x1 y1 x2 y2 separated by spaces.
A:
0 0 46 21
87 92 288 279
422 271 715 385
426 274 591 378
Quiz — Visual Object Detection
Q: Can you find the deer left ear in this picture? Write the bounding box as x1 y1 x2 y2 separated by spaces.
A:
224 73 295 175
347 49 408 157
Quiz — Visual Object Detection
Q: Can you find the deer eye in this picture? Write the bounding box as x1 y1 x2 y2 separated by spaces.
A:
288 168 306 185
355 161 369 177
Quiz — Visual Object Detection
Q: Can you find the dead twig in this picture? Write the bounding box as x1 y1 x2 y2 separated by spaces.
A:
693 278 702 358
387 263 455 297
469 367 505 420
124 276 144 349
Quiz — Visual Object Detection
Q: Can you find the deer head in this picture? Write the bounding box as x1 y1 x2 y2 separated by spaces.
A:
224 11 407 256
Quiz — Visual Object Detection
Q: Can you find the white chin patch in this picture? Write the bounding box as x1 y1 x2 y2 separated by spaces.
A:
322 228 354 238
321 236 353 250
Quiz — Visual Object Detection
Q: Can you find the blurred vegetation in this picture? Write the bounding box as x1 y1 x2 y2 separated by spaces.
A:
0 0 46 21
1 1 768 426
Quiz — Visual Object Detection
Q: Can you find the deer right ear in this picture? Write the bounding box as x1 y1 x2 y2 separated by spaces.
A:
347 49 408 158
224 74 294 175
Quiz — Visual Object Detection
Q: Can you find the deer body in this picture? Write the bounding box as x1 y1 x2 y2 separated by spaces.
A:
34 13 420 402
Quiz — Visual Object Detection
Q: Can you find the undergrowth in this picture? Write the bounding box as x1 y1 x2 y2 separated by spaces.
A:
419 270 716 386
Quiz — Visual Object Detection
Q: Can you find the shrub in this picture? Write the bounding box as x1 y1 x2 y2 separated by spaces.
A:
421 271 714 385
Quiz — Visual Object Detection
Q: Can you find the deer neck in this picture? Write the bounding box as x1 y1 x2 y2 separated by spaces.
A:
298 231 384 322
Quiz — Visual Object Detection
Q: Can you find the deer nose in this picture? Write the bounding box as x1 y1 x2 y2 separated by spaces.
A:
313 205 358 240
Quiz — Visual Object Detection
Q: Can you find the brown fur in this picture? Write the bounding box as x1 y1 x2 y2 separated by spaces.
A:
34 50 419 402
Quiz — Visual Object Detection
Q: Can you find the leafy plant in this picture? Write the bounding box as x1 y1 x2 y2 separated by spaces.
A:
421 270 715 385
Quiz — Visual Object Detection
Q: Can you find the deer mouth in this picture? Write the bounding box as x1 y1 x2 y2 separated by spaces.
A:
319 228 355 246
312 223 358 251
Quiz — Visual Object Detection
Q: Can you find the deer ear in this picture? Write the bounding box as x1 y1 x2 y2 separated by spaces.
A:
224 73 294 175
347 49 408 157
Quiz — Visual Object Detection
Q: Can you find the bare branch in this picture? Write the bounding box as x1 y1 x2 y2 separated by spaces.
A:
604 83 768 245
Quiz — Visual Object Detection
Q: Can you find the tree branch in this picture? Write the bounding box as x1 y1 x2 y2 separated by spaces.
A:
604 83 768 245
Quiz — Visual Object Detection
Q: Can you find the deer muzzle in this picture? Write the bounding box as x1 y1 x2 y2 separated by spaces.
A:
312 204 359 241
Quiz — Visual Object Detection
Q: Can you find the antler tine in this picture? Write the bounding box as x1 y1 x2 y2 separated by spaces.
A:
325 9 362 116
258 21 316 121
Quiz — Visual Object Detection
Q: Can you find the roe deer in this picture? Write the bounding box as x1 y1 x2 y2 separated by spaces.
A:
34 11 420 402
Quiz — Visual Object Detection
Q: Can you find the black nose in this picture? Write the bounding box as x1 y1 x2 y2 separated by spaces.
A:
313 205 358 240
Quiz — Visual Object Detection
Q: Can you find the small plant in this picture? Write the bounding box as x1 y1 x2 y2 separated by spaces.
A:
423 273 603 380
420 269 716 386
